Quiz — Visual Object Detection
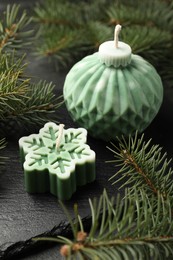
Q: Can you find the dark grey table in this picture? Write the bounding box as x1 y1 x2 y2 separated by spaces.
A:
0 1 173 259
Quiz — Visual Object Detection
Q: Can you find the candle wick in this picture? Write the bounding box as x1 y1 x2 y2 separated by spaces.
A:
56 124 65 150
114 24 122 48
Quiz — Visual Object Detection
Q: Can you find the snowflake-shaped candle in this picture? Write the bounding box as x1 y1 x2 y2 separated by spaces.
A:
19 122 96 200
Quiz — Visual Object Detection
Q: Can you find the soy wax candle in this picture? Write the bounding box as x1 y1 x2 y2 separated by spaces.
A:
63 25 163 141
19 122 96 200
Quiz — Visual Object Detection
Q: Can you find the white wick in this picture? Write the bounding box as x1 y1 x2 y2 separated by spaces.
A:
114 24 122 48
56 124 65 150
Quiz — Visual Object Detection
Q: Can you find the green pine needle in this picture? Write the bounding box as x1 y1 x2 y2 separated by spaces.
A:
0 51 63 137
107 0 173 30
3 80 63 126
32 132 173 259
0 4 33 52
0 5 63 137
0 53 28 119
107 132 173 201
33 0 173 83
34 189 173 259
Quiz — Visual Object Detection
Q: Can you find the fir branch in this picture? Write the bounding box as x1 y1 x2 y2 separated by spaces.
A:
107 0 173 30
34 189 173 259
7 80 63 126
84 22 113 50
107 0 173 71
35 21 113 67
33 1 112 66
120 26 172 63
0 52 63 137
35 26 85 66
33 0 173 84
0 6 63 137
34 0 108 27
0 52 29 119
34 0 84 28
0 4 33 52
107 132 173 201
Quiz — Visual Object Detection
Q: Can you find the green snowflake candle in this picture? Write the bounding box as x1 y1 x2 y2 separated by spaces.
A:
63 25 163 141
19 122 96 200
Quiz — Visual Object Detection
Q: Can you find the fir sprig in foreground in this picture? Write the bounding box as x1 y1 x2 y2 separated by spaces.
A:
34 189 173 259
107 132 173 201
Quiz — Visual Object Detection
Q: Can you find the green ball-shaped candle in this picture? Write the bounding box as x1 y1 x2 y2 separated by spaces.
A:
63 25 163 141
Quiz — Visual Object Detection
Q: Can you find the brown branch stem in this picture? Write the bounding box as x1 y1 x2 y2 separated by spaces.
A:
44 37 68 56
122 149 158 196
0 90 26 97
7 103 55 116
0 24 17 50
60 234 173 256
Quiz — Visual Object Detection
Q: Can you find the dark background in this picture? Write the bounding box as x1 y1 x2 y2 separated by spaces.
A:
0 0 173 259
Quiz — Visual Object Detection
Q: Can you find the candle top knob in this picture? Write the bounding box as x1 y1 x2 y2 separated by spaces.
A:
98 24 132 68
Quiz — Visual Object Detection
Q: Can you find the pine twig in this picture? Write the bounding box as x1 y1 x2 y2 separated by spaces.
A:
0 4 33 52
34 189 173 259
0 51 63 138
33 0 173 84
0 4 63 137
107 132 173 201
